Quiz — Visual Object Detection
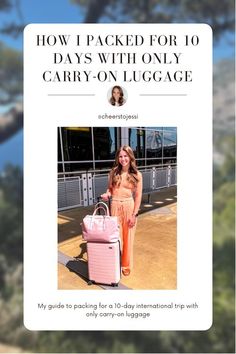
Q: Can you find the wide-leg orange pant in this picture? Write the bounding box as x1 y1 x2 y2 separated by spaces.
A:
111 197 136 270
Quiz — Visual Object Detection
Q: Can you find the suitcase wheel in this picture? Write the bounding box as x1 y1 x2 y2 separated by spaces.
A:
87 280 94 286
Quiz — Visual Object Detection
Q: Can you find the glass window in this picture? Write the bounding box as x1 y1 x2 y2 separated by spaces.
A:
60 127 93 172
58 126 177 173
94 127 119 170
58 127 121 172
62 127 93 161
146 129 163 159
58 128 62 161
146 158 163 166
129 128 145 165
94 127 117 161
94 160 114 170
163 128 177 160
58 128 63 172
146 127 164 131
64 161 93 172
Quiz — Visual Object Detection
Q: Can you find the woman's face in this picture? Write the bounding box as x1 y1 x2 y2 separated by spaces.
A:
112 88 121 102
118 150 130 168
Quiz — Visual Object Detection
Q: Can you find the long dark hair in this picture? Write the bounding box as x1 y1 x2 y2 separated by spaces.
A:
111 145 139 187
109 86 125 106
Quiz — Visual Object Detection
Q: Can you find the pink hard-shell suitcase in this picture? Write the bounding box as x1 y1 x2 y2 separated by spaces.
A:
87 241 121 286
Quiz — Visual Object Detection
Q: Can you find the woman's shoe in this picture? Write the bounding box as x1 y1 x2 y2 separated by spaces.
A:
122 268 130 276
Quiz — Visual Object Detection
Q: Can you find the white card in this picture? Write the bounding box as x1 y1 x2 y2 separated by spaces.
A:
24 24 212 330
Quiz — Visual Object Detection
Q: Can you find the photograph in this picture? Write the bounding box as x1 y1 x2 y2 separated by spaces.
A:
108 85 127 106
58 126 177 290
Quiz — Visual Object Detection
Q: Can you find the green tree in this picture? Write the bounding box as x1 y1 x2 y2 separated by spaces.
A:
0 0 23 144
72 0 234 37
0 165 23 265
0 0 234 353
0 0 24 37
0 0 235 144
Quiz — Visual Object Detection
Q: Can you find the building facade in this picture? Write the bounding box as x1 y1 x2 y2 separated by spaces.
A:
58 127 177 210
58 126 177 173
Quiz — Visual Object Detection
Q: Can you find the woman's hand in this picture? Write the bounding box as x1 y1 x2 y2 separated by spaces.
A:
128 215 136 228
100 192 110 201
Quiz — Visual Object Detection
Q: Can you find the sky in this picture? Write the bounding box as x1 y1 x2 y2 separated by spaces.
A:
0 0 234 59
0 0 235 170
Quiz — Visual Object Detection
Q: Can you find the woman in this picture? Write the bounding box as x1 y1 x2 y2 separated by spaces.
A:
109 85 126 106
101 145 142 276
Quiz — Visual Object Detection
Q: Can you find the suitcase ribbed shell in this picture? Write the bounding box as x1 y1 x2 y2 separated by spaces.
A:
87 241 121 286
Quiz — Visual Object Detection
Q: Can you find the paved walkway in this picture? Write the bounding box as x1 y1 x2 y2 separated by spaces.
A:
58 187 177 290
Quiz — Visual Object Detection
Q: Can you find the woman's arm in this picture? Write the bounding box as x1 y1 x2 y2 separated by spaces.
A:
128 172 142 228
101 172 113 201
133 171 143 216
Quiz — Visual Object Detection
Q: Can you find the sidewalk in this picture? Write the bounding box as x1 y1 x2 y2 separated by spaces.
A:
58 187 177 290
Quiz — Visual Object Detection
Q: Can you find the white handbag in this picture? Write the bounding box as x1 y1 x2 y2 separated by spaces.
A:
82 202 119 242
